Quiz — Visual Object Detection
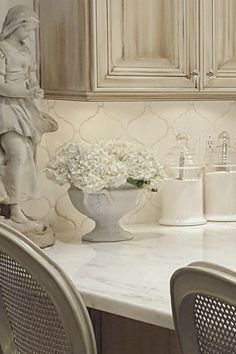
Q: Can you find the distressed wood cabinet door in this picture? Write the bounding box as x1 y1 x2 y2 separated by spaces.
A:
36 0 91 100
201 0 236 92
37 0 200 100
95 0 199 96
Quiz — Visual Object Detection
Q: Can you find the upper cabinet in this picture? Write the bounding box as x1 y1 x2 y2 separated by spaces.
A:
36 0 236 101
95 0 199 94
201 0 236 93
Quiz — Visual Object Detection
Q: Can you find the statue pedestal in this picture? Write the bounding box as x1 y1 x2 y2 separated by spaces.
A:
0 217 55 249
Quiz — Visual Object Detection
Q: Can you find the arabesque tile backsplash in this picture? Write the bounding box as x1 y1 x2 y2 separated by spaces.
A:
22 100 236 241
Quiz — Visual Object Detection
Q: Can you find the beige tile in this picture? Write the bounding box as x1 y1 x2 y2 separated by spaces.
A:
48 209 77 242
214 103 236 143
172 105 210 146
79 104 124 143
22 198 50 220
44 117 75 156
104 102 145 127
194 101 232 121
151 101 191 122
127 103 168 147
53 100 99 126
152 129 176 161
55 194 86 231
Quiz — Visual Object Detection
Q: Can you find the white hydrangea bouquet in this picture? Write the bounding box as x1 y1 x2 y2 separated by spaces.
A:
46 139 162 193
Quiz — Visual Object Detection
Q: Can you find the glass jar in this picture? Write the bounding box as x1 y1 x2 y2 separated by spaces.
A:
159 133 206 226
204 131 236 221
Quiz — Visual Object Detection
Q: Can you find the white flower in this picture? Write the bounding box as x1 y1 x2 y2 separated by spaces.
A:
46 140 162 192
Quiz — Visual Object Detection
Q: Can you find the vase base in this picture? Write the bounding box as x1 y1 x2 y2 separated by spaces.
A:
82 228 133 243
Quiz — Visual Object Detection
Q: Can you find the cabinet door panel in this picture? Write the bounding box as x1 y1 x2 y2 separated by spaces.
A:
95 0 199 91
202 0 236 90
37 0 90 98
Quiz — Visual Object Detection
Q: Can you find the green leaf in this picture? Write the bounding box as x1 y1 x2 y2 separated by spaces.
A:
127 177 144 188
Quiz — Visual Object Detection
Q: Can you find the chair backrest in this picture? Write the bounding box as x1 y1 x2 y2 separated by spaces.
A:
0 223 97 354
171 261 236 354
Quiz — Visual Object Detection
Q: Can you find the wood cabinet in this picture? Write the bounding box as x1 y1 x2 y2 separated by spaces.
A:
88 308 181 354
36 0 236 100
95 0 198 94
201 0 236 93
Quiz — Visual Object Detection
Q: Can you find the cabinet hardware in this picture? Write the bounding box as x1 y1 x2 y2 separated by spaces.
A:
206 70 216 80
190 70 200 88
190 70 200 81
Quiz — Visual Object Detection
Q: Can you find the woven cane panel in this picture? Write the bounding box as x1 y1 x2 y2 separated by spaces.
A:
194 294 236 354
0 252 71 354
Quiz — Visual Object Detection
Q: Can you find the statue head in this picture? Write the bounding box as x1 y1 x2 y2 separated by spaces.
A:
0 5 39 41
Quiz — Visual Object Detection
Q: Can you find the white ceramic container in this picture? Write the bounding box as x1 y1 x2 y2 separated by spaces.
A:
159 177 206 226
159 133 206 226
205 171 236 221
204 131 236 221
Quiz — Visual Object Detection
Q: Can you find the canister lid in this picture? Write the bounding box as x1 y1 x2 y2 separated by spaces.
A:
163 133 202 179
207 131 236 168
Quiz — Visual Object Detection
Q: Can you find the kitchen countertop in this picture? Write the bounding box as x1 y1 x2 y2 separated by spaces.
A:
44 222 236 330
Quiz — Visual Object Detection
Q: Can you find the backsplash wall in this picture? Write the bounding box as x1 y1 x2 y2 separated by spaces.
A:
1 1 236 241
27 99 235 241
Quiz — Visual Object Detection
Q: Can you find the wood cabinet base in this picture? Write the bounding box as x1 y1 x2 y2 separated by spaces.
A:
88 308 181 354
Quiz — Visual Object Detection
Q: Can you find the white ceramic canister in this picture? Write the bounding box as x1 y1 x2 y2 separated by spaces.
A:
159 133 206 226
160 177 205 226
204 131 236 221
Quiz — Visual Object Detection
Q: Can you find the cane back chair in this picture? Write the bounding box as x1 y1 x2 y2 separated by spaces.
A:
0 223 97 354
171 261 236 354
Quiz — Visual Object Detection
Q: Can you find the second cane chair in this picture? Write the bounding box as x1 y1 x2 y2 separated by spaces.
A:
171 261 236 354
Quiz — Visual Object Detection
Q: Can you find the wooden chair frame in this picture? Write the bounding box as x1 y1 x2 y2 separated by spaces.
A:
0 223 97 354
171 261 236 354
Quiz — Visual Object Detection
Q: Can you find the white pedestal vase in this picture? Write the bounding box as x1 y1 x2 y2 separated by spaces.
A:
68 185 140 242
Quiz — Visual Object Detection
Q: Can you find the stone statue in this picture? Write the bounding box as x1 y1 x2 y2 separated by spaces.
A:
0 5 58 247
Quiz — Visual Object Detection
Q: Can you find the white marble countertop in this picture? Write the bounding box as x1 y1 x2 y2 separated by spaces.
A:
44 222 236 330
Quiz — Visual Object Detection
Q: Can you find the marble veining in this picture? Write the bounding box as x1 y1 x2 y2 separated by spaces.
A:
44 222 236 329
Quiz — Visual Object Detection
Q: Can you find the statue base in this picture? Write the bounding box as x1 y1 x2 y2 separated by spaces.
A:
0 217 55 249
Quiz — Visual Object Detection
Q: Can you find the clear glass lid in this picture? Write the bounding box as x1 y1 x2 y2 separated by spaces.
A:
163 133 202 180
206 131 236 172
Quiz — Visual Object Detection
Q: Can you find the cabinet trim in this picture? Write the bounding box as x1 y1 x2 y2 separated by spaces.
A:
44 90 236 101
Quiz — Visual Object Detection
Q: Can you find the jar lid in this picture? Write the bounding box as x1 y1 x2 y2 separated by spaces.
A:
207 131 236 167
163 133 201 180
164 133 199 167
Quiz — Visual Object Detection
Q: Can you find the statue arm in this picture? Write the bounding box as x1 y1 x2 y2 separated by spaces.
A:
0 50 5 78
0 82 36 99
29 63 39 88
0 51 35 98
28 62 44 99
0 50 6 86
